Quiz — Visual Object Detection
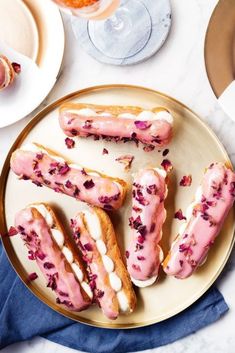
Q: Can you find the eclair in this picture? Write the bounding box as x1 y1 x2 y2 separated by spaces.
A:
70 207 137 320
10 143 127 210
126 168 168 287
163 163 235 279
15 203 92 311
0 55 15 90
59 103 173 148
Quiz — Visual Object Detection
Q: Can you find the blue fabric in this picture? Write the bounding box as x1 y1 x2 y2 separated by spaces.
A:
0 240 229 353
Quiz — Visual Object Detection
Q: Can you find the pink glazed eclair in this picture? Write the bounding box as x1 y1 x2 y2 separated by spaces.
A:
163 163 235 279
126 168 168 287
15 203 92 311
10 143 126 210
59 103 173 148
71 207 137 320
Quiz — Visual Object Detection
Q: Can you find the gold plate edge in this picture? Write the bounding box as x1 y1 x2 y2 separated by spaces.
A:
0 84 234 329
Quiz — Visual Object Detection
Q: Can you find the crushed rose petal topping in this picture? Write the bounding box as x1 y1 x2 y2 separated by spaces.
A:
179 175 192 187
65 137 75 149
102 148 109 155
83 179 95 189
161 159 173 173
28 272 38 281
174 209 186 221
134 120 152 130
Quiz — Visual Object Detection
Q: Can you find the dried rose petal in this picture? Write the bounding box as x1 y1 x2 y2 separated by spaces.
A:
28 250 35 260
73 186 80 198
125 250 130 259
12 62 21 74
81 168 88 176
179 175 192 187
84 243 93 251
179 260 183 267
36 152 43 160
135 243 144 251
132 264 141 271
58 163 70 176
35 250 46 260
28 272 38 281
134 120 151 130
132 205 142 213
137 235 145 244
47 273 58 290
21 174 30 180
43 262 55 269
135 189 149 206
137 225 147 236
58 291 69 297
143 145 155 152
162 149 169 157
44 179 51 185
115 154 134 171
98 193 120 204
83 179 95 189
71 129 78 136
174 209 186 221
32 180 42 187
65 180 72 188
65 137 75 149
8 226 18 237
137 256 145 261
83 120 93 129
179 244 192 255
146 184 157 195
102 148 109 155
161 159 173 173
230 182 235 197
151 135 162 144
96 289 104 299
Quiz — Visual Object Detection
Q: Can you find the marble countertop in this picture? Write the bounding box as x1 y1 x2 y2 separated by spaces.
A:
1 0 235 352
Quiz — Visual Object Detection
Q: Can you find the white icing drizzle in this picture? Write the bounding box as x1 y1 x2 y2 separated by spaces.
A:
62 246 73 264
29 204 92 298
178 186 203 236
68 108 173 125
83 210 129 312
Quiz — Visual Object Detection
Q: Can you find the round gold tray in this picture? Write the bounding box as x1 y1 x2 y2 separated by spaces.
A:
204 0 235 97
0 85 234 329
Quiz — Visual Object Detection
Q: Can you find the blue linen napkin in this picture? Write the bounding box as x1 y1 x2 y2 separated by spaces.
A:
0 241 228 352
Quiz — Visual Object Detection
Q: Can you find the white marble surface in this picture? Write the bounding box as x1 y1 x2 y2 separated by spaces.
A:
1 0 235 352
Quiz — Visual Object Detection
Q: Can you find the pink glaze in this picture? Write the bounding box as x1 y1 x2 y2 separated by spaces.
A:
127 169 167 282
164 163 235 279
59 109 172 148
10 148 125 210
15 207 91 311
71 215 119 320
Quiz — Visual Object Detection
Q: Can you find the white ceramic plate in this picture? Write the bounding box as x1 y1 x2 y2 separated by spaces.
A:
0 0 64 127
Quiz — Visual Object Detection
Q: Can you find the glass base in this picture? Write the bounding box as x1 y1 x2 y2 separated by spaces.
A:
71 0 172 65
88 1 152 59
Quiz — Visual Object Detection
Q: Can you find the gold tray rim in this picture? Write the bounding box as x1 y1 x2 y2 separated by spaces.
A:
204 0 235 98
0 84 234 329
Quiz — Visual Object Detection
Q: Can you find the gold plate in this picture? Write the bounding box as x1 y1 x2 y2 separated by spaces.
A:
0 85 235 329
204 0 235 97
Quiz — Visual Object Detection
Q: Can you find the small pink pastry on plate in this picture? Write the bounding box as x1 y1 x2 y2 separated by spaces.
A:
59 103 173 149
71 206 137 320
0 55 17 90
163 162 235 279
10 143 127 210
15 203 92 311
126 168 168 287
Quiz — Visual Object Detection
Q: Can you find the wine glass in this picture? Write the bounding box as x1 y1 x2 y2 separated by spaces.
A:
53 0 171 65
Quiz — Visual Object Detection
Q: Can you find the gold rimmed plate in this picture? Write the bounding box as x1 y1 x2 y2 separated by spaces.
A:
0 85 234 329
